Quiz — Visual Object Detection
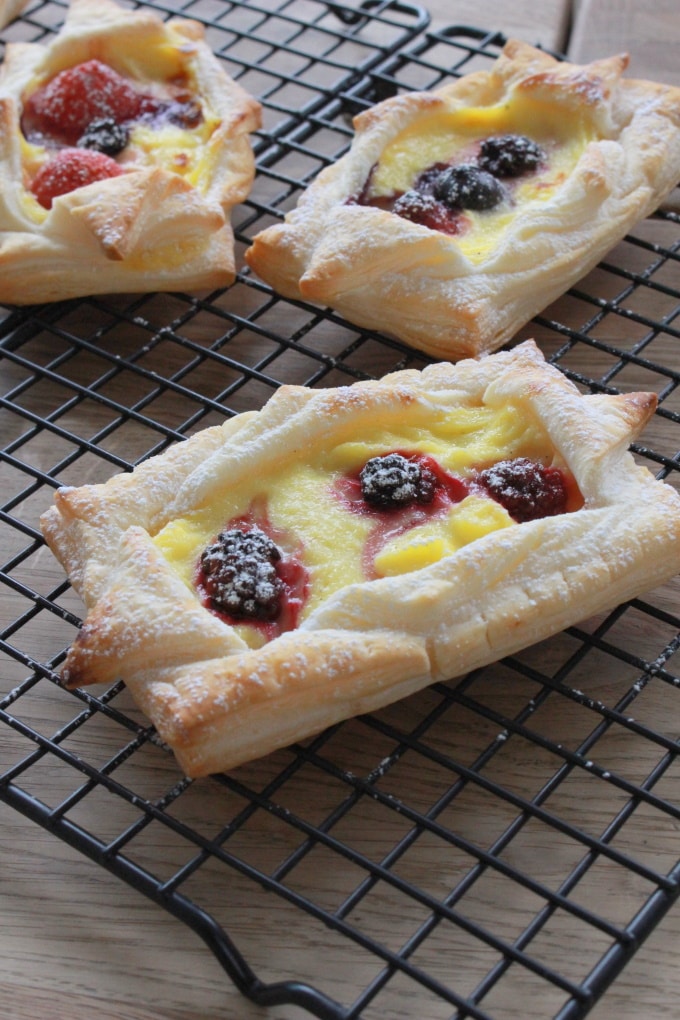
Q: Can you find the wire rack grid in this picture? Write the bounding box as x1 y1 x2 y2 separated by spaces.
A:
1 3 679 1019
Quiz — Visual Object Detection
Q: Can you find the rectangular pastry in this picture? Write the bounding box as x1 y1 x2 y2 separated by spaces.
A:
245 40 680 360
40 341 680 777
0 0 261 303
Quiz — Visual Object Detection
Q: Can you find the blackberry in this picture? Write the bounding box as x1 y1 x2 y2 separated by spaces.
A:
433 164 506 212
413 162 451 194
360 453 436 509
478 134 545 177
479 458 567 522
201 526 283 621
77 117 129 156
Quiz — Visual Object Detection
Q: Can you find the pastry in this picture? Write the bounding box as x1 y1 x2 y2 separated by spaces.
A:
40 341 680 777
0 0 261 304
245 40 680 361
0 0 28 31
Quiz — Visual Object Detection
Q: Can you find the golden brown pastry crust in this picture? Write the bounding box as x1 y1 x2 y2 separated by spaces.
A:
41 341 680 776
245 39 680 360
0 0 261 303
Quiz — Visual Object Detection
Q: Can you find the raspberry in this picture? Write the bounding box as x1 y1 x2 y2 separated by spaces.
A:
478 458 568 522
77 117 130 156
22 60 156 144
30 148 125 209
478 134 545 177
360 453 436 509
392 190 462 234
200 527 284 621
433 164 506 211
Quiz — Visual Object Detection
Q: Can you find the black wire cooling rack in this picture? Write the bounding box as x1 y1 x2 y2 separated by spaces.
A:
1 2 680 1018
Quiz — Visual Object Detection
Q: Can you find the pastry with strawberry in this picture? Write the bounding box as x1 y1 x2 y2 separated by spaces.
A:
0 0 261 303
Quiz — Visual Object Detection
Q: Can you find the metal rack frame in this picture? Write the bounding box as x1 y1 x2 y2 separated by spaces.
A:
1 3 679 1018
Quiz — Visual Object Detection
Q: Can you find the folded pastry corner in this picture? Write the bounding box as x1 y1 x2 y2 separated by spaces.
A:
245 40 680 360
0 0 261 303
40 340 680 776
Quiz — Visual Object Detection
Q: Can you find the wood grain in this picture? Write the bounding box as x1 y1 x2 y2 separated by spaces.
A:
568 0 680 84
426 0 571 49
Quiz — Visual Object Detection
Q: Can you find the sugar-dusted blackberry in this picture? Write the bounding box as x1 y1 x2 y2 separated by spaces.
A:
360 453 436 509
478 134 545 177
479 458 567 522
77 117 130 156
201 526 283 621
413 161 451 194
433 164 506 212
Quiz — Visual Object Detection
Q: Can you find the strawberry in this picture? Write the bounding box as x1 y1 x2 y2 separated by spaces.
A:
22 60 159 145
30 148 125 209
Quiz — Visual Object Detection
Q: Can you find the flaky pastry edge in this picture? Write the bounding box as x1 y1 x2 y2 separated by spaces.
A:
40 340 680 776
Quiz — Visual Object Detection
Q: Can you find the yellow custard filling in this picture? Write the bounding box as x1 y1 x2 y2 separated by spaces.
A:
123 111 220 187
19 136 50 222
368 92 596 262
373 495 513 577
154 401 577 647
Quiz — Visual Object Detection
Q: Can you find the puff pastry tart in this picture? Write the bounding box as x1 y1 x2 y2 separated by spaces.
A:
0 0 261 304
246 40 680 361
41 341 680 776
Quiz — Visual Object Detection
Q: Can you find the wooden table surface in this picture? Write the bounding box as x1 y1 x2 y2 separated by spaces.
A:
2 2 679 1019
